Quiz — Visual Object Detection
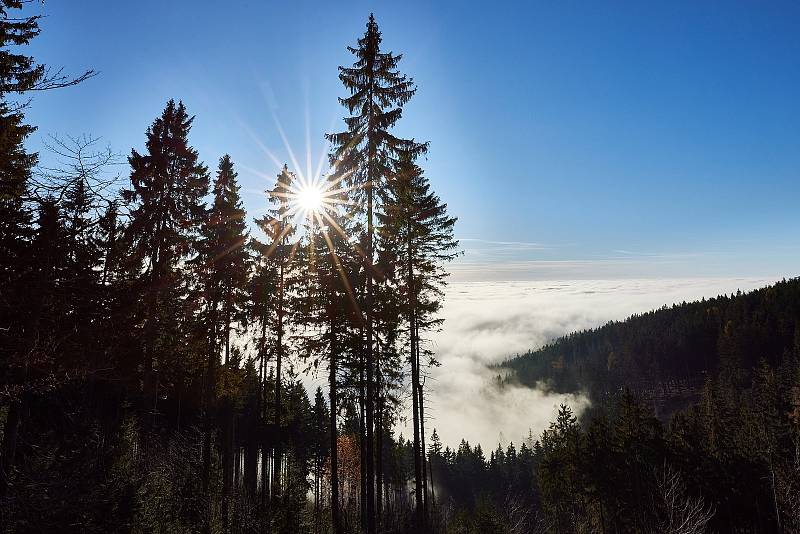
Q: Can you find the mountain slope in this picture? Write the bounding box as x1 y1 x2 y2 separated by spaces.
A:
502 277 800 416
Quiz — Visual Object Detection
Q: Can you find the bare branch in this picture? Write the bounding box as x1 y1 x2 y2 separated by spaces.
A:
31 133 124 212
29 66 98 91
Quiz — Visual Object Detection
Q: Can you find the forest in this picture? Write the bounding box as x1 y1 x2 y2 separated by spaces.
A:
1 2 799 533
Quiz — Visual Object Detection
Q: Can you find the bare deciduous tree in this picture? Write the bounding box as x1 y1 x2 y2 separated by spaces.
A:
31 133 122 208
651 464 714 534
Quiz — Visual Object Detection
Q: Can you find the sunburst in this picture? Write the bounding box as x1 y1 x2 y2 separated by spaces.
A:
246 101 368 324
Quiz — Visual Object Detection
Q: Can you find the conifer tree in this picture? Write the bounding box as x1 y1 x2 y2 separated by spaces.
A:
254 164 296 503
372 278 403 524
59 177 103 369
0 29 35 484
378 152 458 529
327 15 425 531
96 198 141 385
311 387 331 534
204 155 250 364
294 198 364 534
0 0 94 493
123 99 209 424
197 155 249 527
248 230 280 508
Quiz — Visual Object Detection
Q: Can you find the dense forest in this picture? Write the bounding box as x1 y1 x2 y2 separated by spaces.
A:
504 278 800 415
1 2 799 533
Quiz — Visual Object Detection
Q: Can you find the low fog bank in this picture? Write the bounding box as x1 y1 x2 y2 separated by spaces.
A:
419 277 777 449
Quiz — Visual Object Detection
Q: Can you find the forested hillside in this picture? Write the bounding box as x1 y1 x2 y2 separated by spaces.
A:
504 278 800 416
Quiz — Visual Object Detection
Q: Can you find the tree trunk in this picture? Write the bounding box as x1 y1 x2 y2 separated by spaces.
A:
375 386 383 529
202 299 219 534
409 245 424 529
245 440 258 499
365 177 376 534
330 331 341 534
222 399 234 533
274 249 284 503
259 320 270 511
428 455 436 533
359 341 367 531
314 459 321 534
419 380 429 531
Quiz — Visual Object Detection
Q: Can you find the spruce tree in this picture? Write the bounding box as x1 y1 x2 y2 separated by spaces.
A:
253 164 296 504
204 155 250 365
327 15 425 530
311 387 330 534
0 5 43 487
294 198 364 534
123 99 209 424
378 152 458 529
59 177 104 370
248 229 280 509
197 155 249 527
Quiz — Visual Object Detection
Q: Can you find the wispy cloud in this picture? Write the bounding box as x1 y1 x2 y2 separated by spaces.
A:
458 237 564 260
612 249 705 260
452 238 720 282
459 237 556 249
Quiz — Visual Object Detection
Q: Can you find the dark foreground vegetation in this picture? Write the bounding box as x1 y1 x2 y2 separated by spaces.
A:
1 1 798 533
488 279 800 532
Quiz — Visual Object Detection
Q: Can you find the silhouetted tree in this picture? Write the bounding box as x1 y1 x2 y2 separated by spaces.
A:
197 154 250 530
327 15 426 531
378 151 458 530
254 164 296 505
123 99 209 425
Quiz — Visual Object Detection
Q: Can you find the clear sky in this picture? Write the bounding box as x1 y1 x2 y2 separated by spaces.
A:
22 0 800 281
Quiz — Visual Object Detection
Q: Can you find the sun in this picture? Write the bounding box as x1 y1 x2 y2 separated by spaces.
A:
296 182 324 214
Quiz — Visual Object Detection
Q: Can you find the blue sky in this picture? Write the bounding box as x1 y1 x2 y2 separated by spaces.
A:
23 0 800 281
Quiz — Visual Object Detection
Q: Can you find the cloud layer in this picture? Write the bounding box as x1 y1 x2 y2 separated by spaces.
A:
419 277 778 449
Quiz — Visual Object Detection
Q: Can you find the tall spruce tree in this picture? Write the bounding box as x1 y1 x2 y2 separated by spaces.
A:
0 6 40 487
249 229 280 509
378 152 458 530
122 99 209 425
327 15 425 531
197 155 250 528
373 245 404 524
204 156 250 366
254 164 296 503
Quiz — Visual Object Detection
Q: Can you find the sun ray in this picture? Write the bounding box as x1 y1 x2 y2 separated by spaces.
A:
318 209 372 269
320 224 363 325
206 236 247 267
239 163 277 183
239 120 284 171
271 111 304 183
304 90 313 184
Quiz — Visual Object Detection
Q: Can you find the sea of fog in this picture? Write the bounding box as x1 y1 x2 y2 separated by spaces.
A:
296 277 781 450
412 276 780 449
